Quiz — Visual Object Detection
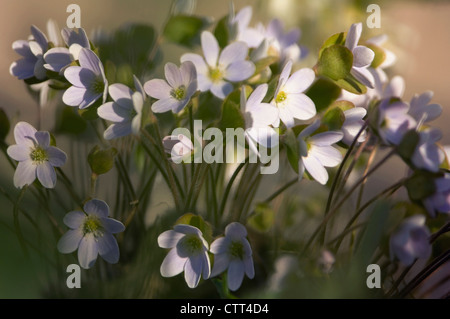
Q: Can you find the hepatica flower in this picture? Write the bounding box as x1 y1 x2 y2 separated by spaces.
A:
411 128 444 173
98 76 145 140
298 120 343 185
158 224 211 288
7 122 67 189
341 107 367 146
63 48 108 109
271 60 316 128
44 27 90 73
162 134 194 163
422 173 450 218
144 61 197 114
390 215 431 266
57 199 125 269
377 99 417 145
210 222 255 291
345 23 375 88
10 25 49 80
242 84 279 156
181 31 255 99
408 91 442 124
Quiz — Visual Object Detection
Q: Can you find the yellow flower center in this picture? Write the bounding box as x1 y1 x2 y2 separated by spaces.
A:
30 146 48 164
82 215 103 237
209 68 223 83
171 85 187 101
275 91 287 104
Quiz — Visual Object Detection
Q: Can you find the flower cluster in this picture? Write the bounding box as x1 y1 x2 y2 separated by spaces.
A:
4 3 450 299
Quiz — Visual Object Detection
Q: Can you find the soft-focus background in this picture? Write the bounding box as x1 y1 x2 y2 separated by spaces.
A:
1 0 450 298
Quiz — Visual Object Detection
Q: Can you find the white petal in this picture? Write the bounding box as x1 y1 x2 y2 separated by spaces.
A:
63 210 86 229
7 145 30 162
219 42 248 68
211 253 230 277
224 60 255 82
184 255 203 288
210 237 229 254
284 68 315 94
285 94 316 121
353 46 375 68
277 60 293 93
180 53 208 75
151 98 180 113
57 229 83 254
225 222 247 239
383 75 405 99
103 123 132 140
144 79 172 100
309 131 343 146
13 121 37 146
14 160 36 188
244 255 255 279
246 84 268 111
98 102 130 122
36 161 56 188
303 155 329 185
78 48 102 75
180 60 197 87
210 81 233 100
345 23 362 51
97 233 120 264
174 224 203 236
310 145 343 167
165 62 183 88
160 248 187 277
351 66 375 89
83 199 109 218
227 260 245 291
108 84 134 109
158 230 185 249
279 107 295 128
78 234 99 269
201 31 219 67
62 86 87 107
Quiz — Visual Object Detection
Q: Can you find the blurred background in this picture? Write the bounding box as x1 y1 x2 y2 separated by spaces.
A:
1 0 450 298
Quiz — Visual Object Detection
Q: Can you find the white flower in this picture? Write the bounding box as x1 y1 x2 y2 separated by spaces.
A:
390 215 431 266
377 99 416 145
210 222 254 291
411 128 445 173
271 60 316 128
158 224 211 289
408 91 442 124
144 61 197 114
345 23 375 89
298 120 343 185
181 31 255 99
341 107 367 145
162 134 194 163
422 173 450 217
241 84 279 156
97 76 145 140
366 34 397 69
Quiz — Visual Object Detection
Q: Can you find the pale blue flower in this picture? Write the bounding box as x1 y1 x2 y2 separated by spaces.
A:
422 173 450 218
271 60 316 128
342 107 367 145
390 215 431 266
44 27 90 73
144 61 197 113
298 120 343 185
377 98 417 145
408 91 442 124
411 128 445 173
181 31 255 99
62 48 108 109
158 224 211 288
345 23 375 88
7 122 67 189
57 199 125 269
10 25 49 80
97 76 145 140
210 222 254 291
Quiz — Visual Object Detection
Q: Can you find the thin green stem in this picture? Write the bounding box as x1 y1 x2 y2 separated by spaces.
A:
218 158 248 220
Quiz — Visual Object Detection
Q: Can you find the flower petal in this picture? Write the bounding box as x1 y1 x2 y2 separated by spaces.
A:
102 218 125 234
98 102 130 122
279 107 295 128
345 23 362 51
165 62 183 88
225 222 247 239
211 253 230 277
158 230 185 249
151 98 180 113
351 67 375 89
353 46 375 68
284 68 315 94
14 121 37 146
210 81 233 100
78 233 99 269
184 255 203 288
285 93 316 120
84 199 109 218
227 259 245 291
78 48 102 75
57 229 83 254
63 210 85 229
103 123 132 140
310 145 343 167
43 47 72 72
224 60 255 82
309 131 344 146
303 155 329 185
180 60 197 87
7 145 30 162
9 59 36 80
180 53 208 75
97 233 120 264
246 84 268 111
37 161 56 188
62 86 86 107
244 255 255 279
61 27 90 48
108 83 133 109
201 31 219 67
160 248 187 278
12 40 34 59
277 60 293 93
219 41 248 68
384 75 405 99
174 224 203 236
144 79 172 100
30 25 48 52
14 160 36 188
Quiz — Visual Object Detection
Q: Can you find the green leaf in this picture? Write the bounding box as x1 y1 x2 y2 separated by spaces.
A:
0 108 10 141
396 129 420 163
175 213 213 243
247 202 275 233
334 74 367 95
57 106 87 135
214 16 229 48
219 88 246 131
253 56 278 76
405 170 437 201
318 32 346 58
262 75 280 103
163 15 209 48
322 107 345 131
366 43 386 69
88 145 118 176
282 128 300 173
317 44 353 81
305 77 342 112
